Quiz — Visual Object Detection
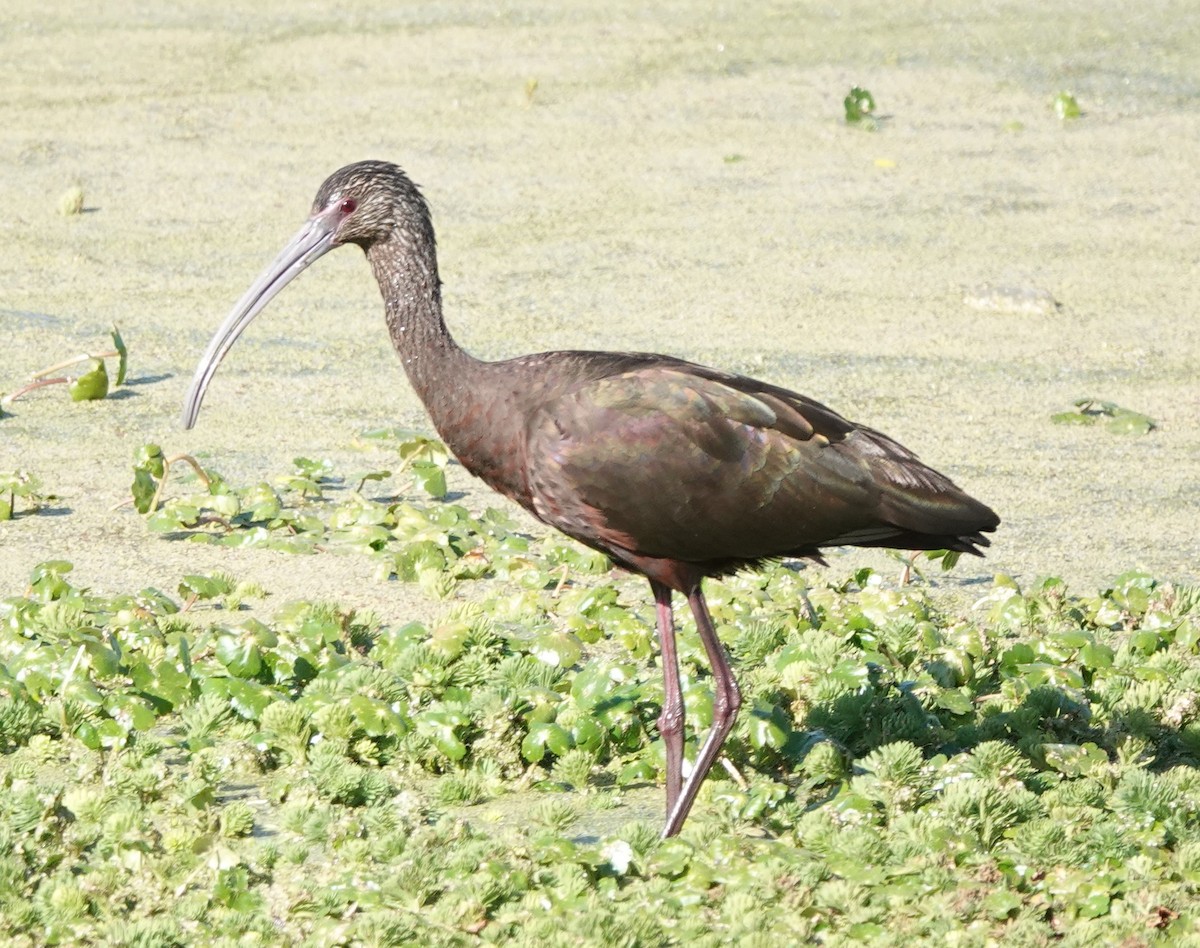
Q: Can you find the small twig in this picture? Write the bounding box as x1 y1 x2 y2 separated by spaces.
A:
798 588 820 627
552 563 570 596
720 757 749 790
31 349 119 380
61 644 87 698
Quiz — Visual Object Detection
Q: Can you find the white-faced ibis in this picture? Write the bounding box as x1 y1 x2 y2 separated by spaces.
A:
182 160 1000 837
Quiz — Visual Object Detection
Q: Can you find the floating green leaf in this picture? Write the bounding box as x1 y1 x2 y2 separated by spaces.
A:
215 633 263 679
0 469 44 520
1053 91 1081 120
845 86 875 121
68 358 108 401
1052 398 1155 434
179 573 236 602
923 548 962 571
1043 741 1107 778
522 721 572 763
844 86 877 128
411 460 447 498
111 324 128 385
1 545 1200 942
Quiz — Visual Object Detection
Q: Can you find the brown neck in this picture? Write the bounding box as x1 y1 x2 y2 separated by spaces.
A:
367 232 479 421
366 234 535 506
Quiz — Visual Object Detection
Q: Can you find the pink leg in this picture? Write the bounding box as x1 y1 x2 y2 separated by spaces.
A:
662 585 742 838
651 580 684 816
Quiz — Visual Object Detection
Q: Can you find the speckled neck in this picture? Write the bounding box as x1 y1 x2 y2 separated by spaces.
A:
367 229 476 408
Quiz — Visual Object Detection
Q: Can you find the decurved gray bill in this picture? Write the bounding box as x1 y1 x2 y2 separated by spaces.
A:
181 215 338 429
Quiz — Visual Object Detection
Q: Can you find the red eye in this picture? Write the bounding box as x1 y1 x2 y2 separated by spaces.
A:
339 197 357 214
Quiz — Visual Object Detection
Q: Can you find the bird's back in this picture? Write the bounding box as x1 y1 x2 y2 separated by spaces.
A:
492 350 999 581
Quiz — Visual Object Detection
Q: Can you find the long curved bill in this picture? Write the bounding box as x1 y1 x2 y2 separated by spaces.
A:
181 214 339 429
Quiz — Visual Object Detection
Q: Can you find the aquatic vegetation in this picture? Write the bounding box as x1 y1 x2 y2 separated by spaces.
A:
1053 91 1082 120
0 441 1195 940
1 325 128 406
0 470 46 521
844 86 877 128
57 184 85 216
1052 398 1157 435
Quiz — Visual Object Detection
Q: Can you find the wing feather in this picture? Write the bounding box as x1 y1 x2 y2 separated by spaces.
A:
524 363 997 568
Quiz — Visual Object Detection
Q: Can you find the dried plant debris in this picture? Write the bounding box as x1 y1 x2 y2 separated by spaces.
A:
963 284 1060 315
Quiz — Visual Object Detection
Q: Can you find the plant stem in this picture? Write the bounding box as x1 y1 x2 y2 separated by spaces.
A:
147 454 213 513
2 377 70 404
31 350 119 380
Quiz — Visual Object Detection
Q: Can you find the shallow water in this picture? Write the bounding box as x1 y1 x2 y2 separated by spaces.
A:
2 0 1198 618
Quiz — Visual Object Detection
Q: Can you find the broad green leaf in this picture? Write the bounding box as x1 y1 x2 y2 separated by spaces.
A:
202 677 273 720
1042 741 1106 777
348 694 408 737
96 717 129 750
84 640 121 678
1075 889 1110 919
69 358 109 401
1079 641 1114 670
748 707 788 750
844 86 876 123
418 709 468 761
532 631 583 668
1105 408 1155 435
131 468 157 514
111 324 128 385
134 444 165 478
522 721 572 763
1053 91 1081 120
412 460 447 499
617 758 656 785
108 694 158 731
984 889 1022 919
215 633 262 678
179 574 234 601
572 717 604 753
935 688 973 715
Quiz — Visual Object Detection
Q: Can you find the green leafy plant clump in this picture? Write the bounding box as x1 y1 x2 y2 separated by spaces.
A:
1054 91 1082 120
1 324 128 408
844 86 878 129
1 504 1199 943
0 470 47 521
0 434 1196 941
1052 398 1157 435
129 435 612 600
